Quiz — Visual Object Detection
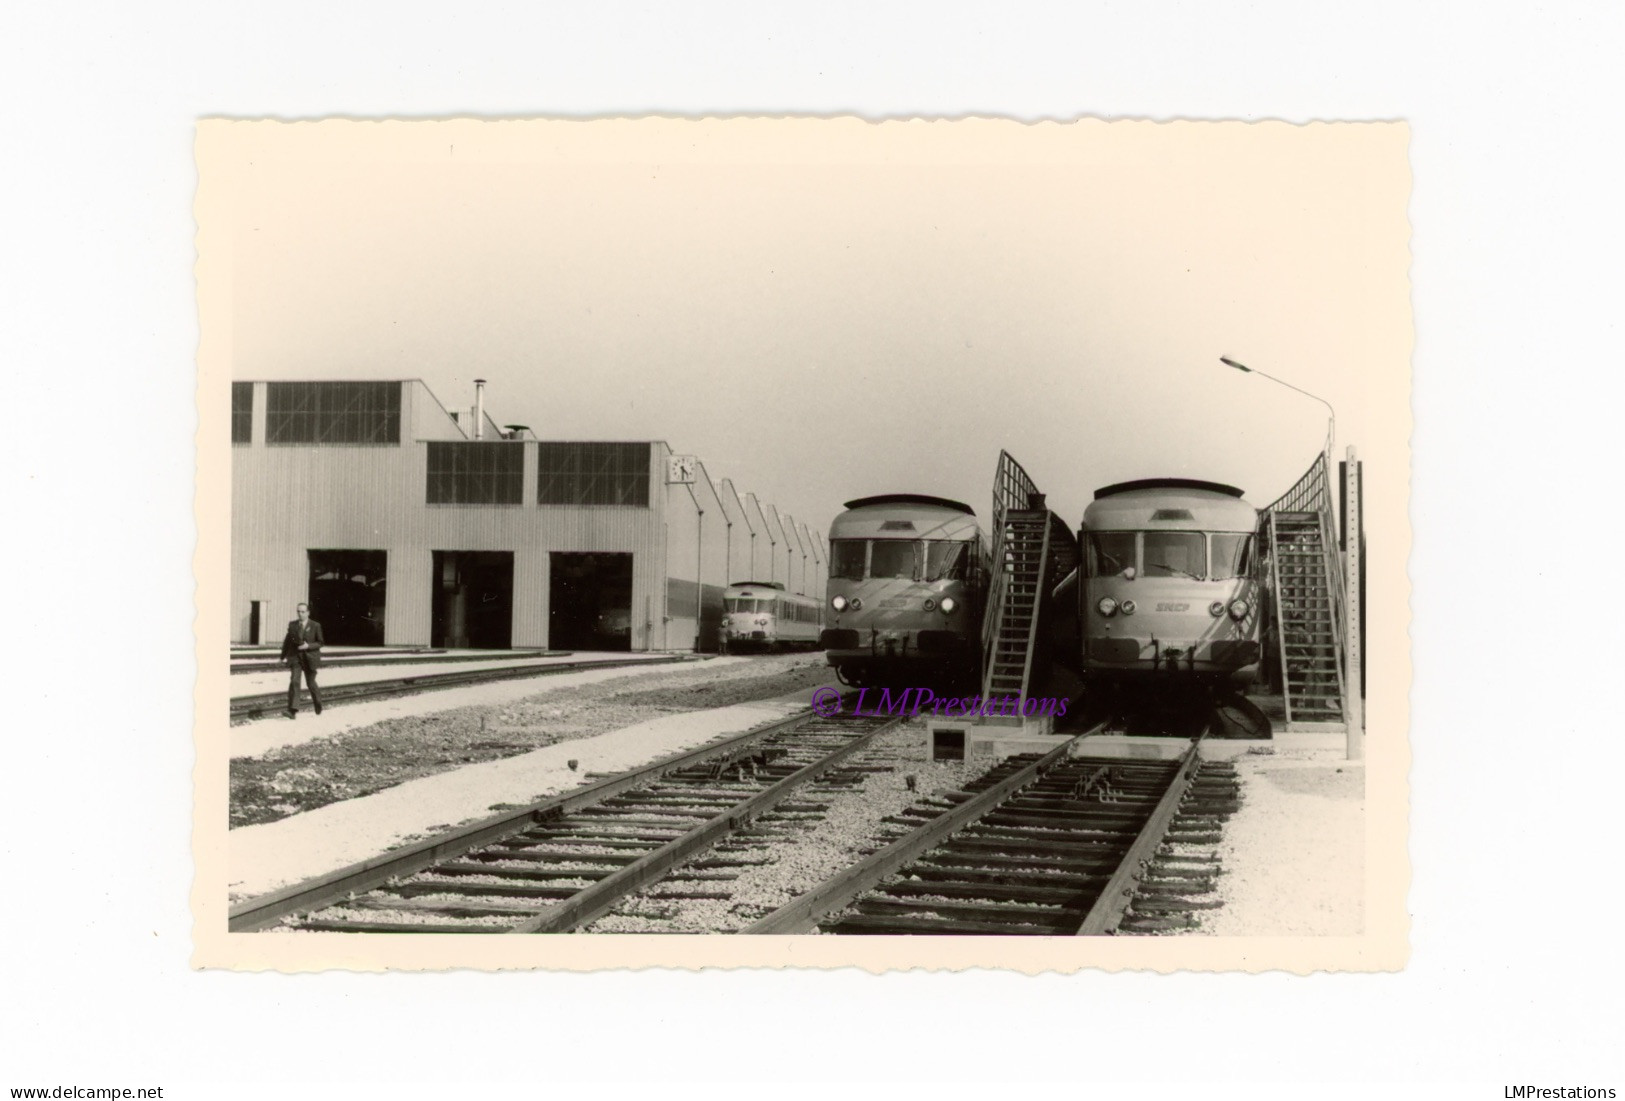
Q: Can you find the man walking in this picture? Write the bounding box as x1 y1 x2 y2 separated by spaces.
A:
280 601 325 717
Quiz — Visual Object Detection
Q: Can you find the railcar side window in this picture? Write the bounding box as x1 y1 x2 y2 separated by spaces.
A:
924 540 967 581
1209 533 1254 581
829 540 866 580
1144 532 1206 580
869 540 920 580
1088 533 1137 577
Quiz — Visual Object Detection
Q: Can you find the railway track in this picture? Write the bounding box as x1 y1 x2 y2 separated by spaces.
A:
230 649 559 674
230 704 902 932
744 725 1240 935
229 654 701 720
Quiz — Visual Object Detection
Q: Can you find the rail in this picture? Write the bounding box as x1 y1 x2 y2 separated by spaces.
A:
228 701 838 931
1072 728 1207 934
229 654 701 719
511 713 904 932
743 720 1112 934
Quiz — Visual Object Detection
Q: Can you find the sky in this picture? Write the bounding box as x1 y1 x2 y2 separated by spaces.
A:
218 118 1410 533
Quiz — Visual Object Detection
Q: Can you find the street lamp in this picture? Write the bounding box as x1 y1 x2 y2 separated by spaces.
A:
1220 356 1336 467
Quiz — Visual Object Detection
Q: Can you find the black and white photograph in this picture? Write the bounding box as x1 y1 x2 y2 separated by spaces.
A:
195 117 1409 971
11 2 1625 1095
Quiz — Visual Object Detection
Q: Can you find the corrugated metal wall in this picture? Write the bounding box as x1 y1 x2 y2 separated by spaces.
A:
660 459 732 651
231 382 819 652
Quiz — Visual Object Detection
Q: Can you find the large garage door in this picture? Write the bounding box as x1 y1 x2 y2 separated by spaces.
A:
550 553 633 651
432 551 515 650
307 550 387 646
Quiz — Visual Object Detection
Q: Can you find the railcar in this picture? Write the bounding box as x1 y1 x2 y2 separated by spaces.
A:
820 494 989 687
1080 478 1269 733
719 582 822 652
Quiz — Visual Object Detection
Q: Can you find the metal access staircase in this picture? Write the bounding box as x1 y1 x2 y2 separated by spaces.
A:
978 452 1078 718
1263 453 1350 732
982 509 1052 706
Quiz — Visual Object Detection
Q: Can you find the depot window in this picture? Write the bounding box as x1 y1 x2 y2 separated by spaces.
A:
265 381 401 445
537 442 650 506
231 382 252 444
426 441 525 504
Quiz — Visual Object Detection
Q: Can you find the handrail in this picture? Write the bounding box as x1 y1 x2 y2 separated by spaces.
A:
981 451 1040 665
1016 521 1051 701
1266 451 1349 723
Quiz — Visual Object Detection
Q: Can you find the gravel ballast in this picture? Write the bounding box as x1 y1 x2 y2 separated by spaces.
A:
586 723 985 933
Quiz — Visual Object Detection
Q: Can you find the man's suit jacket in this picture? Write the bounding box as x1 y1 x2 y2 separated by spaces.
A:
280 618 325 669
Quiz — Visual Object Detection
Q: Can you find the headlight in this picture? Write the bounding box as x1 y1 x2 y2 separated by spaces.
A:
831 595 848 612
922 597 936 611
939 596 956 614
1228 599 1250 621
1120 599 1136 616
850 597 863 611
1096 597 1117 617
1209 601 1226 617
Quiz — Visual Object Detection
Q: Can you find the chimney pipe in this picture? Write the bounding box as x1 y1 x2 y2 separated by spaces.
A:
473 378 486 439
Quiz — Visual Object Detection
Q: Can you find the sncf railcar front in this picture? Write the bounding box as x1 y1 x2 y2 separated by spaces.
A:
720 582 822 652
820 494 988 688
1081 479 1265 698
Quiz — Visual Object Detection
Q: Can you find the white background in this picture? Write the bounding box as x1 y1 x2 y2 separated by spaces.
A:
4 2 1622 1095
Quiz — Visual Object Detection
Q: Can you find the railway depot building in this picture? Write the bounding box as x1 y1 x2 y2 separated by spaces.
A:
230 379 825 652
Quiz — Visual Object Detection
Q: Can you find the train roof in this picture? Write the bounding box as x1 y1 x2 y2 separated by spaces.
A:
842 494 976 516
723 582 816 601
1084 478 1258 532
1093 478 1244 500
831 494 982 541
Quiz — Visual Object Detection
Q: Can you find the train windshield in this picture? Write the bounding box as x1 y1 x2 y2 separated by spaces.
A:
726 597 770 613
1144 532 1207 580
829 540 867 581
870 540 920 580
924 540 968 581
1088 532 1137 577
1209 533 1254 581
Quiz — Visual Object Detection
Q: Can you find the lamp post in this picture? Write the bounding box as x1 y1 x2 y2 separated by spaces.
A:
1219 356 1336 469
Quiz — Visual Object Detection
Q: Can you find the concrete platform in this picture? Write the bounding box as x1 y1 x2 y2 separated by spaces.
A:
928 714 1066 761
